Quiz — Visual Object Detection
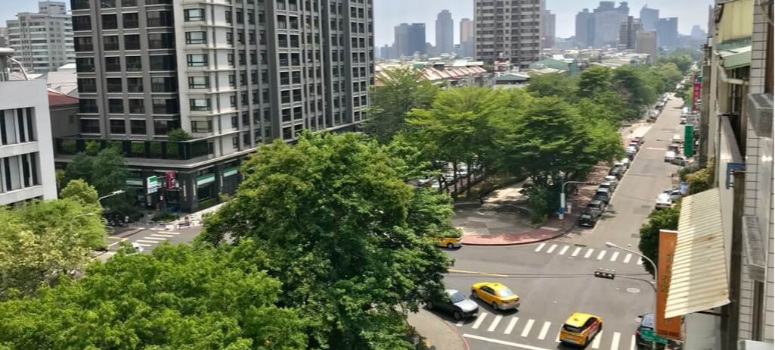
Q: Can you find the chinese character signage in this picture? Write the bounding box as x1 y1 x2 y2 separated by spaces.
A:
656 229 682 340
692 74 701 114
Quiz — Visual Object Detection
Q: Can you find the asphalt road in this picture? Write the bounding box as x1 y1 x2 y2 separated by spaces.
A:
438 96 688 350
96 224 204 261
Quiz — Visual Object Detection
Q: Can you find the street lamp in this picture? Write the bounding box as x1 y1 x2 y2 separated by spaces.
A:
69 212 96 232
98 190 125 203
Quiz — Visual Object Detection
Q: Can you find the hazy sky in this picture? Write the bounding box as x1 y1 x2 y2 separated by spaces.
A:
1 0 714 47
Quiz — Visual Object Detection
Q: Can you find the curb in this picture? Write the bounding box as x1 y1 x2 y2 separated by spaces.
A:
442 320 471 350
460 220 578 247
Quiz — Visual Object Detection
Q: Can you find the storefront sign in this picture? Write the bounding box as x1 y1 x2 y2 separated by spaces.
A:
684 125 694 157
165 171 177 189
126 178 143 187
692 75 701 114
223 167 239 177
656 229 682 340
196 174 215 186
147 176 159 194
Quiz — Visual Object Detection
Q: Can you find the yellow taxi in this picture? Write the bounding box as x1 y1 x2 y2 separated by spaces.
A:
470 282 520 311
433 236 462 249
559 312 603 347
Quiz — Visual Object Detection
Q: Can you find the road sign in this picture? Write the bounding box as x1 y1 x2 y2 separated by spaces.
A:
640 328 669 344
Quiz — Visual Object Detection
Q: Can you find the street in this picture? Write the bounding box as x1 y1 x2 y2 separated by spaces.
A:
438 96 688 350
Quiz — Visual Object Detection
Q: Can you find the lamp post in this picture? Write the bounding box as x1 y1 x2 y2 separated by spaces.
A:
559 180 593 219
98 190 125 203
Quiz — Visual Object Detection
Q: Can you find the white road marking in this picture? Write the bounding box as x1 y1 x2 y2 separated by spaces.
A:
488 315 503 332
571 247 582 256
505 317 519 335
610 251 620 262
161 231 180 235
630 335 637 350
150 233 174 238
133 243 151 247
136 240 160 244
472 313 488 330
611 332 621 350
592 330 603 349
141 236 167 241
534 243 546 253
546 244 557 254
462 334 551 350
539 226 560 232
638 258 643 265
456 320 464 326
624 253 632 264
520 319 535 337
537 321 551 340
597 250 607 260
646 147 665 150
584 248 595 258
555 331 560 342
558 246 569 255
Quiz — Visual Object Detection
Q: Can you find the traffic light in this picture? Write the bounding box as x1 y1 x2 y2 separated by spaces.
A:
594 268 616 279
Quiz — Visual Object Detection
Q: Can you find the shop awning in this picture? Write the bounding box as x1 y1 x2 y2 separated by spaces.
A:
665 188 730 318
719 45 751 70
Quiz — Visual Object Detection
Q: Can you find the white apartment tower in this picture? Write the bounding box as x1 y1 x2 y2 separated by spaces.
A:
6 1 75 74
474 0 542 69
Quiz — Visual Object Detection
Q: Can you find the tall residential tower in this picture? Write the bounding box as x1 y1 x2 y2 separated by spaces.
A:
6 1 75 74
459 18 474 57
435 10 454 55
474 0 542 69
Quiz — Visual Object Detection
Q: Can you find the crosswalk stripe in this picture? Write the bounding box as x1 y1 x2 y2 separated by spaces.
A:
136 240 160 244
630 335 636 350
160 231 180 235
584 248 595 258
133 243 151 247
141 236 167 241
472 313 488 330
150 234 174 238
597 250 607 260
624 253 632 264
610 251 620 262
537 321 551 340
504 317 518 335
592 330 603 349
520 319 534 337
611 332 621 350
546 244 557 254
638 258 643 265
487 315 502 332
559 246 569 255
534 243 546 253
572 247 582 257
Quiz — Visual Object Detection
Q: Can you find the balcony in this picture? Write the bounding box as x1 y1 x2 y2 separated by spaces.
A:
54 137 214 161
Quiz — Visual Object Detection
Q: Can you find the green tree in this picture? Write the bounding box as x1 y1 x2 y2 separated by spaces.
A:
577 66 612 98
201 132 452 350
526 72 577 98
658 53 694 74
59 179 100 207
638 206 680 276
0 243 307 350
612 66 657 119
0 198 105 298
167 128 193 141
364 67 438 143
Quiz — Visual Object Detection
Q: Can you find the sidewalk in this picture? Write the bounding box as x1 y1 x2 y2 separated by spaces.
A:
406 309 469 350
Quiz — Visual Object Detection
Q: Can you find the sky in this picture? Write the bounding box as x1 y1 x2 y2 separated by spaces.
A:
1 0 714 47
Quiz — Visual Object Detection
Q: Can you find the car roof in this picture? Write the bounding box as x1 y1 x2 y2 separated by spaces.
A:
445 289 461 296
564 312 599 327
588 199 603 205
657 193 672 201
595 188 610 193
640 313 655 328
474 282 510 290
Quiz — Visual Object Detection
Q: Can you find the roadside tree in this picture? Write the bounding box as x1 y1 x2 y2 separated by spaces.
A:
638 206 680 276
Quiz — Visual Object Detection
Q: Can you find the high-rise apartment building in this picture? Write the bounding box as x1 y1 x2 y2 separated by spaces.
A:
474 0 542 69
66 0 374 212
639 5 659 31
575 8 594 48
635 30 657 58
459 18 473 57
0 28 8 47
394 22 425 57
618 16 642 50
592 1 629 48
656 17 678 48
435 10 453 55
542 9 555 49
0 48 57 206
6 1 75 74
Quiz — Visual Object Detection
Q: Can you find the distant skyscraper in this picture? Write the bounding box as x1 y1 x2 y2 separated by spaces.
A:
0 28 7 47
542 10 556 48
635 31 658 58
6 1 74 74
408 23 426 56
575 8 594 48
619 16 643 50
394 23 410 57
474 0 542 69
639 6 659 31
593 1 629 48
435 10 454 55
656 17 679 48
460 18 474 57
691 25 707 40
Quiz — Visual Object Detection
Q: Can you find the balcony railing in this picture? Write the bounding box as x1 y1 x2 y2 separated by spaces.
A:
55 137 214 161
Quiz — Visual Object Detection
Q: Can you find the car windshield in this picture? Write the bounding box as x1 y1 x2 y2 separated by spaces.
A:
496 289 514 298
448 291 466 303
581 214 592 219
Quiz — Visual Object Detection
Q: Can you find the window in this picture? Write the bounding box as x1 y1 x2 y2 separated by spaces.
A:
72 16 91 31
102 14 118 29
191 120 213 133
80 99 98 113
77 78 96 93
153 99 178 114
122 13 139 28
121 0 137 6
151 77 176 92
150 55 176 70
103 36 119 51
105 57 121 72
278 34 288 47
147 10 173 27
126 56 142 71
130 120 146 134
110 120 126 134
226 31 234 45
148 33 175 49
225 10 232 23
190 98 211 111
108 99 124 114
106 78 123 92
292 71 301 84
74 37 93 52
184 8 205 21
128 99 145 114
154 120 177 135
188 76 209 89
80 119 100 134
230 95 237 108
125 34 141 50
185 31 206 45
127 78 143 92
236 10 243 24
101 0 116 8
228 74 236 87
72 0 90 10
187 54 208 67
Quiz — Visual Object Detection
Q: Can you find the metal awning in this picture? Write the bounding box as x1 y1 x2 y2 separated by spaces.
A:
665 188 730 318
719 45 751 70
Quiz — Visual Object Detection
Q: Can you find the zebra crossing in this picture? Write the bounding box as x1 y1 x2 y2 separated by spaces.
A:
533 243 644 266
130 231 179 248
457 311 638 350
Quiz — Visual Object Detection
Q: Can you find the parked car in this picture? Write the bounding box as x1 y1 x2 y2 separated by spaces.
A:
471 282 520 311
578 210 599 227
655 193 673 209
663 189 683 201
671 155 687 166
609 166 624 180
635 313 667 350
625 146 638 160
593 188 612 204
628 142 640 151
604 175 619 189
586 200 606 217
425 289 479 321
632 136 645 145
599 181 616 193
671 134 683 144
664 151 677 162
680 117 687 124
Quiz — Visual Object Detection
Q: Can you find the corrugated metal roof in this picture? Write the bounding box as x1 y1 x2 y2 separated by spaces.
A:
665 188 730 319
720 45 751 70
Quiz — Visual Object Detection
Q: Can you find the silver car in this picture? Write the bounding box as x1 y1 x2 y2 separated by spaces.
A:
426 289 480 320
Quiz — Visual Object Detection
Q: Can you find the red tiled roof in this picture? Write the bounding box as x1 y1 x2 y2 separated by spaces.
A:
48 89 79 106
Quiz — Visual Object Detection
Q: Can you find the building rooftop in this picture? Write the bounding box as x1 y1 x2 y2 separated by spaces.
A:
47 88 78 107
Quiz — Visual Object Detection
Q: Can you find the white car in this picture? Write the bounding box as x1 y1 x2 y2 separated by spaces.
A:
131 242 145 253
680 117 687 124
672 134 683 144
655 193 673 209
664 151 677 162
664 189 683 201
604 175 619 188
619 158 631 168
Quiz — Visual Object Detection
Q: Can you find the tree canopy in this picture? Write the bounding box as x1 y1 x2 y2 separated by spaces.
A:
638 206 680 276
526 72 578 98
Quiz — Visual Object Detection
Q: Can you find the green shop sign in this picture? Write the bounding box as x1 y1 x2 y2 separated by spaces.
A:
223 167 239 177
196 174 215 186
